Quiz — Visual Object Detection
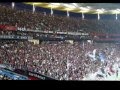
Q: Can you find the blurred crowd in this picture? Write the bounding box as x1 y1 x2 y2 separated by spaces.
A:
0 40 120 80
0 3 120 80
0 4 120 34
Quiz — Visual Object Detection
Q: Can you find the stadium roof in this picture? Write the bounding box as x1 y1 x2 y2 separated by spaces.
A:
25 3 120 14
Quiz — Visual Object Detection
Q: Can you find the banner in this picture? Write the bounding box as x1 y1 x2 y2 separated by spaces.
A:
14 69 56 80
4 25 17 31
28 71 45 80
0 24 17 31
17 27 89 36
0 35 33 40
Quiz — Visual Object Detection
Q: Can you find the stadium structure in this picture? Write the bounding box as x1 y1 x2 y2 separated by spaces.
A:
0 2 120 80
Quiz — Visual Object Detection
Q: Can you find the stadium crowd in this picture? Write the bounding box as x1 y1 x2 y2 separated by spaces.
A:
0 3 120 80
0 40 120 80
0 4 120 34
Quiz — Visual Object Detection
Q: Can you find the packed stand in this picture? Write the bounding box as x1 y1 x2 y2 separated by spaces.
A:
0 40 120 80
0 4 120 34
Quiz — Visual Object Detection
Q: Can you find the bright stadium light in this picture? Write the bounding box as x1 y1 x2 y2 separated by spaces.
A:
63 4 76 8
12 2 15 9
64 8 75 11
62 3 76 10
96 8 105 14
47 4 60 8
79 7 90 10
50 3 61 6
86 6 92 9
72 3 79 7
33 3 43 5
110 9 120 14
78 7 90 13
